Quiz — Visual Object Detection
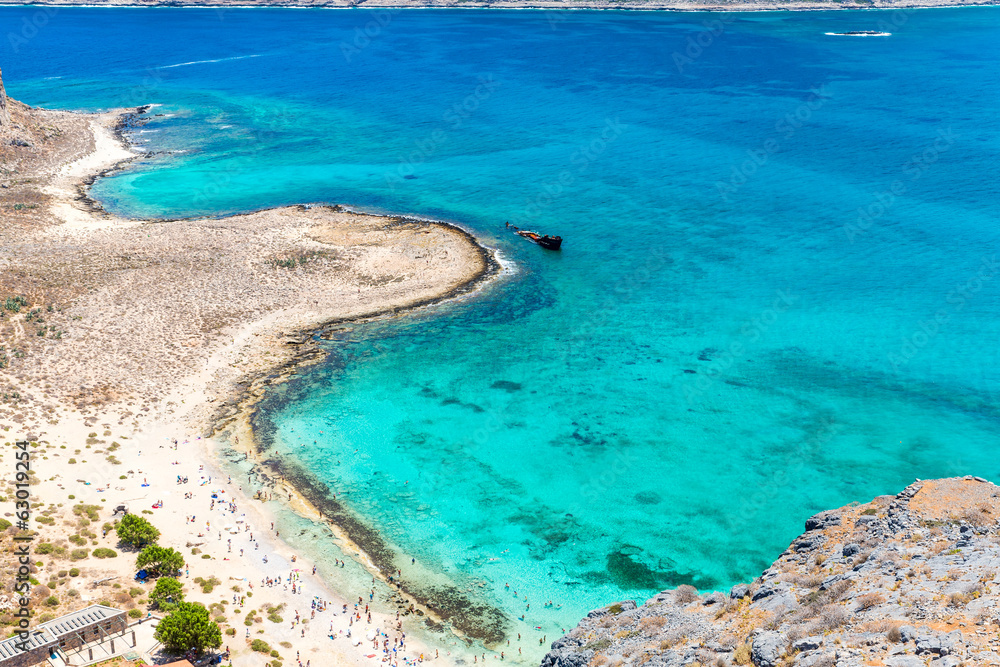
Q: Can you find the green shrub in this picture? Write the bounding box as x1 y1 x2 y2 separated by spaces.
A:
270 649 280 658
69 568 79 577
128 609 143 619
225 628 236 636
250 639 270 653
136 545 184 576
70 549 89 561
69 535 86 546
153 603 221 653
199 576 219 594
44 596 59 607
92 548 118 559
36 543 54 555
116 514 160 548
149 577 185 611
0 518 11 531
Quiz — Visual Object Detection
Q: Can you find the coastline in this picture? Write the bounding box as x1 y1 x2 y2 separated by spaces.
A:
0 94 507 665
1 1 999 10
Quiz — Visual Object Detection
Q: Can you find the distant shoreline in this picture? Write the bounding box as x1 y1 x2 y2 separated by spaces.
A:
1 0 998 11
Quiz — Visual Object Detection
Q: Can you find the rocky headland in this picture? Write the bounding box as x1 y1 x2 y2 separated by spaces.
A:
543 477 1000 667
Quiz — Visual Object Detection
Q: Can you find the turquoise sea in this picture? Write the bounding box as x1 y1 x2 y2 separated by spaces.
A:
5 6 1000 661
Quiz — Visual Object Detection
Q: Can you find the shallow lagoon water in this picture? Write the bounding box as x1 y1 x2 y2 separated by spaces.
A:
5 6 1000 661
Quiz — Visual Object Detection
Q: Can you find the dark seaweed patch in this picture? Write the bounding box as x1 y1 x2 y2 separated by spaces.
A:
256 454 509 645
634 491 662 506
491 380 523 392
605 549 714 591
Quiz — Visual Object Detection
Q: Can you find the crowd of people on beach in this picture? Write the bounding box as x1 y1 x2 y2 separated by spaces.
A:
146 434 565 665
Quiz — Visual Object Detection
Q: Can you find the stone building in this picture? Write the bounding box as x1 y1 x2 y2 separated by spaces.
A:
0 605 128 667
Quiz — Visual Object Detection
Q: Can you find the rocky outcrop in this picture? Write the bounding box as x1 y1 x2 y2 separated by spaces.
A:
0 67 9 127
541 477 1000 667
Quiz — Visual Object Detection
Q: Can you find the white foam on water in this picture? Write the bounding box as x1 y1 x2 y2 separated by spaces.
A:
158 54 262 70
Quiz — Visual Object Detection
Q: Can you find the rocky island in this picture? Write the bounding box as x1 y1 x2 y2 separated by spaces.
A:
543 477 1000 667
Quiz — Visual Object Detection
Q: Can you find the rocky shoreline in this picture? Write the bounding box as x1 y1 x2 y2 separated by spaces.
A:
542 477 1000 667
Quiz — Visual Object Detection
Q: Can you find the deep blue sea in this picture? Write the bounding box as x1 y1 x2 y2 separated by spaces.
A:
5 6 1000 661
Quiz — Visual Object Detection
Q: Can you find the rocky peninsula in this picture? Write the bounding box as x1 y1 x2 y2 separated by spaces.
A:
0 68 498 665
543 476 1000 667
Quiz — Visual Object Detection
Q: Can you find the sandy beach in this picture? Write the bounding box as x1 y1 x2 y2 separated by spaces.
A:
0 85 497 665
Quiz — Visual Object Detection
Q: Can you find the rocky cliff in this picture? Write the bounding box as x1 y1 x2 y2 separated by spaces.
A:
542 477 1000 667
0 67 9 127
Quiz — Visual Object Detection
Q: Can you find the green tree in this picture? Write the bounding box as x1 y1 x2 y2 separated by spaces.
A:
153 602 221 653
115 514 160 548
149 577 185 611
136 545 184 576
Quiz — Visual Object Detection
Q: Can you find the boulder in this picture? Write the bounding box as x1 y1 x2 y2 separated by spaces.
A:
930 657 964 667
842 543 861 557
898 625 917 643
805 510 841 531
540 648 593 667
792 636 823 652
586 600 636 618
797 653 836 667
751 631 786 667
915 633 956 656
885 657 924 667
793 535 827 552
730 583 750 599
702 591 726 606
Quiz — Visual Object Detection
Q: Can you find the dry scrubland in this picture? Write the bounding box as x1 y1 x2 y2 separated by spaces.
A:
0 88 489 435
543 477 1000 667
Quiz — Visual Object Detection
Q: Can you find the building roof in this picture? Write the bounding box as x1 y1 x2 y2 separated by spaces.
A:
0 605 125 662
0 629 55 660
39 604 124 639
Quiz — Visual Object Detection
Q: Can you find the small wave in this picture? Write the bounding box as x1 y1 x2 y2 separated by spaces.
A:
824 31 892 36
157 54 261 70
